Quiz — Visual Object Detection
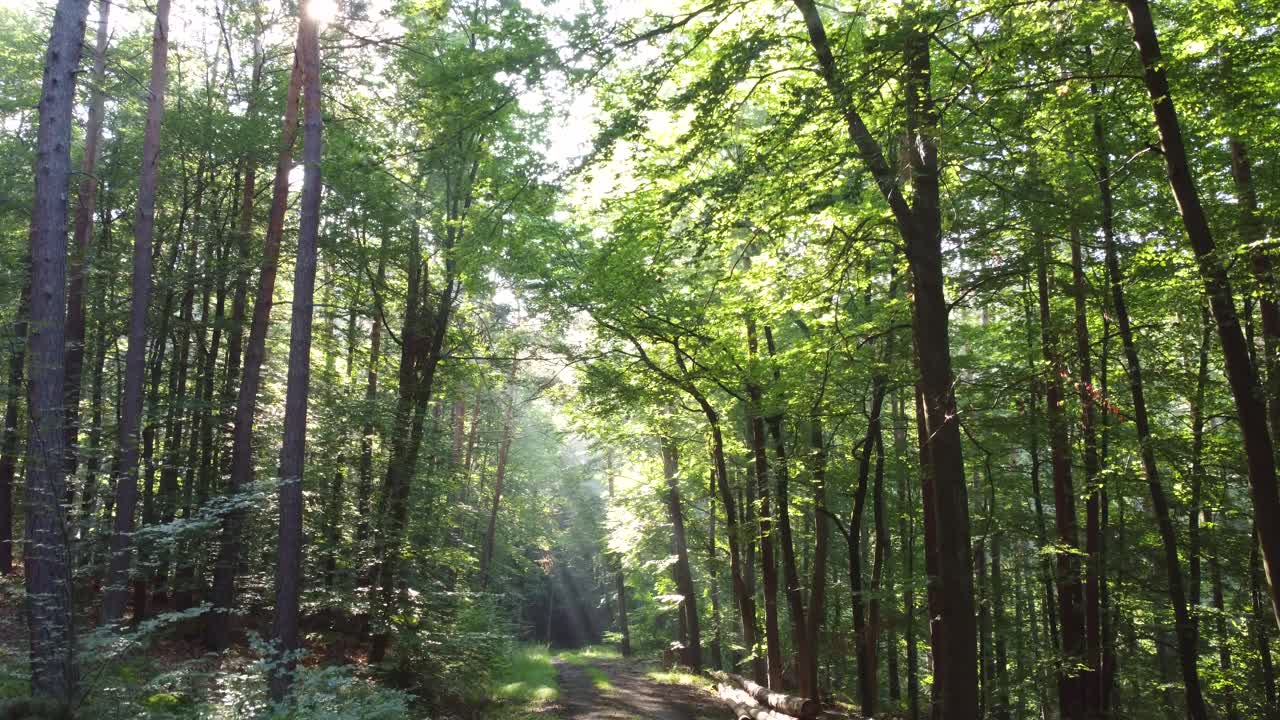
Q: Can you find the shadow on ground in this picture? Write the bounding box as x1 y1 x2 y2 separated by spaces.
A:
552 659 723 720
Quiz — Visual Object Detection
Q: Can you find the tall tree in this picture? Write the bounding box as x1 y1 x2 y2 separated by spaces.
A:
24 0 92 699
1119 0 1280 629
792 4 978 713
269 0 324 698
101 0 172 625
207 46 304 652
61 0 110 492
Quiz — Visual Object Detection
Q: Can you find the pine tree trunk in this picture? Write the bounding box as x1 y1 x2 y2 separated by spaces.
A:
103 0 172 624
268 0 322 697
0 286 28 577
207 47 303 652
25 0 91 697
62 0 110 492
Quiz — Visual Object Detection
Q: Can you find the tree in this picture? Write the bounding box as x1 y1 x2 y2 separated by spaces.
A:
24 0 91 699
102 0 173 624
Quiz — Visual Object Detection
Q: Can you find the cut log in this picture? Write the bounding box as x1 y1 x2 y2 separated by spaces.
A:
712 671 821 719
716 684 798 720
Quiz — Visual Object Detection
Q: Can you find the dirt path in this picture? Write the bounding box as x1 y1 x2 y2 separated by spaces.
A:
552 659 724 720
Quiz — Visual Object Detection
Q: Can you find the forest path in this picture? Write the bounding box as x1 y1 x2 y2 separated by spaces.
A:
552 658 724 720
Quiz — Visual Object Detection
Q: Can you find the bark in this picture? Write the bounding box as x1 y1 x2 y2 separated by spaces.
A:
1122 0 1280 630
62 0 110 489
355 252 385 546
451 399 466 467
269 2 322 698
762 327 809 696
609 464 631 657
716 683 803 720
1253 524 1279 711
1189 306 1211 614
793 4 976 713
25 0 91 697
1229 139 1280 448
746 320 782 689
207 47 303 652
0 287 28 576
1036 234 1086 719
1204 509 1238 720
846 374 889 716
662 438 701 670
479 360 518 590
869 413 889 716
368 224 427 662
804 414 829 696
1024 277 1060 658
1094 103 1209 720
152 282 195 603
77 329 108 556
369 171 464 658
1069 226 1104 716
894 391 919 720
712 672 820 717
102 0 172 624
708 469 723 669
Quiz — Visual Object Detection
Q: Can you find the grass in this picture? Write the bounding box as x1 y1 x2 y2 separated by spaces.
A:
554 646 619 692
555 645 622 665
647 669 711 690
491 644 559 706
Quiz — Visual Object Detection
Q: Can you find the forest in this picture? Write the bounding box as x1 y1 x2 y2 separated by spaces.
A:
0 0 1278 717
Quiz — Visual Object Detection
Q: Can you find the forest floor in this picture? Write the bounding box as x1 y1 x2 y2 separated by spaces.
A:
549 656 722 720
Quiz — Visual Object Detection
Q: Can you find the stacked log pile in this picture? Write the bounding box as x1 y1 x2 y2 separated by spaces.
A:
711 671 820 720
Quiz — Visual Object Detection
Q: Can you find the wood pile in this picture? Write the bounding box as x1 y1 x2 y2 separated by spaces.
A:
710 671 821 720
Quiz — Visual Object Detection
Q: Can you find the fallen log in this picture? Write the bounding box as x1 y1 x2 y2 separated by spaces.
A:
711 671 820 719
716 683 798 720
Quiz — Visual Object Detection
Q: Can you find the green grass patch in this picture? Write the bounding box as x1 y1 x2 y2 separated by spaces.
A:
647 669 711 690
491 644 559 706
584 666 612 691
555 645 622 666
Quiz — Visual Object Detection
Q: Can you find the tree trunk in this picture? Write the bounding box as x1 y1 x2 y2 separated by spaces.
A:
24 0 91 697
849 375 888 715
102 0 172 624
62 0 110 492
1228 139 1280 448
1036 234 1086 719
1121 0 1280 630
207 46 303 652
480 360 518 590
761 327 809 695
0 286 28 576
355 252 385 546
1069 225 1104 716
746 320 783 689
269 1 322 697
805 414 829 697
662 437 701 670
608 462 632 657
709 469 723 669
1094 102 1209 720
1253 524 1279 712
